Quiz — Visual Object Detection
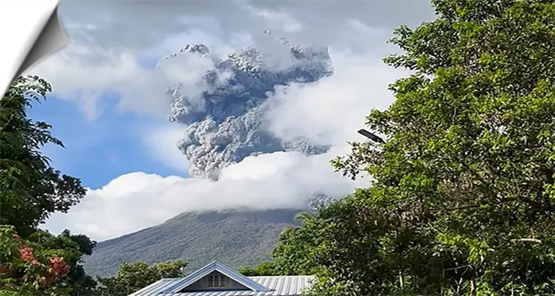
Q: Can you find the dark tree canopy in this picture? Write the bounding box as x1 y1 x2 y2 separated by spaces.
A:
267 1 555 295
0 76 87 236
240 211 322 277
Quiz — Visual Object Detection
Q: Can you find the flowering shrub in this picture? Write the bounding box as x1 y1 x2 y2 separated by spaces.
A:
0 226 72 295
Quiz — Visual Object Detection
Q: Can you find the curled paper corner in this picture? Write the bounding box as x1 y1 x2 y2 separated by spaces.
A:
17 6 69 82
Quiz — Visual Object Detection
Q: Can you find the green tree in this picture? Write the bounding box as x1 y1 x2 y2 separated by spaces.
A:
0 76 97 295
46 230 98 296
0 76 87 237
289 0 555 295
241 211 322 277
96 260 188 296
238 262 278 276
269 211 322 276
0 226 98 296
0 226 74 296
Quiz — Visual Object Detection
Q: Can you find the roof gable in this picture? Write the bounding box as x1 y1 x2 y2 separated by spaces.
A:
161 261 271 294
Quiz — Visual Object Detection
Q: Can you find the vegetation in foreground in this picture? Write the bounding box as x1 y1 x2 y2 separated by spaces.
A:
248 0 555 295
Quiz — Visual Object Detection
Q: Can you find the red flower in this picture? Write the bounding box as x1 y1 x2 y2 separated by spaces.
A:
19 246 36 263
49 257 70 276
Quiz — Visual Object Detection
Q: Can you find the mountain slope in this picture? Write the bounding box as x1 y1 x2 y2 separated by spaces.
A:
83 209 302 277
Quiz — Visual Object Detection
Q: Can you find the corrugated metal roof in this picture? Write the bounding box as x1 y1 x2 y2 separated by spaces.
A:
129 275 315 296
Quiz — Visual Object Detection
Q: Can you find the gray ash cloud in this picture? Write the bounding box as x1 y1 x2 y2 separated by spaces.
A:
159 36 333 180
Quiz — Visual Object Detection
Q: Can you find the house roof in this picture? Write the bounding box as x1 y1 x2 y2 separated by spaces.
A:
160 261 271 293
128 261 314 296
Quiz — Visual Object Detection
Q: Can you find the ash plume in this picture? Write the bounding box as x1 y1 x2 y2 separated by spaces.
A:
159 34 333 180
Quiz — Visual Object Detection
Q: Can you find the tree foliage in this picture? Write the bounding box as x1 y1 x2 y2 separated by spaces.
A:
0 76 87 237
0 226 97 296
96 260 188 296
239 262 279 276
270 211 322 276
240 211 322 277
272 1 555 295
51 230 98 296
0 76 96 295
0 226 81 296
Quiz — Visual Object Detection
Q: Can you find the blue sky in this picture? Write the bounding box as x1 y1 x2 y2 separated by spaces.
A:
28 92 187 189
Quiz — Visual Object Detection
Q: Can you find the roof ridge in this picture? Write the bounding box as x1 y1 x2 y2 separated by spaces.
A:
160 261 271 294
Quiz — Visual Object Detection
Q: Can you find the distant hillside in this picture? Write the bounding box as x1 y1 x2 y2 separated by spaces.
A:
83 209 302 277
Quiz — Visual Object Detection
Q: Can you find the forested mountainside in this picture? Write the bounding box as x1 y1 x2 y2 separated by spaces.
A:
83 209 302 277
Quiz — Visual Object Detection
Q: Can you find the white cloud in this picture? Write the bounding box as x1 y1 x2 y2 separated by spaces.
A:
253 8 303 33
264 50 409 148
142 124 189 173
27 44 146 119
44 151 366 241
26 40 223 120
